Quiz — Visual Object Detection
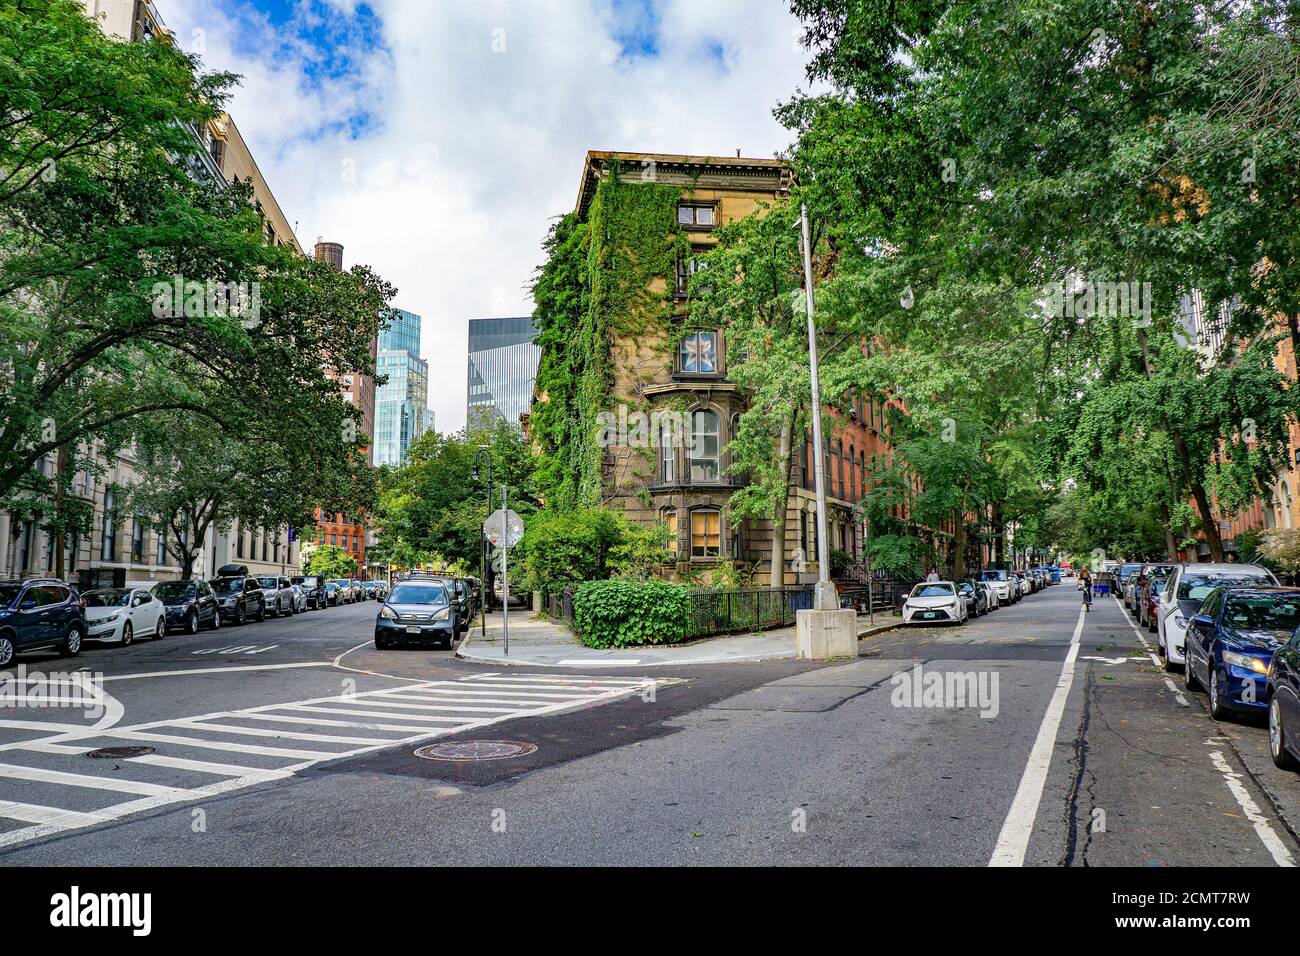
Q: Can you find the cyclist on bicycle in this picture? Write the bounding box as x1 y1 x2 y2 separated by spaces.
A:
1079 566 1093 610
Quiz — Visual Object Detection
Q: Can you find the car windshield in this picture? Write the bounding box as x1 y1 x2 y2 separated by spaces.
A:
1120 565 1141 578
911 583 955 598
85 589 130 608
388 584 448 606
980 571 1007 581
1150 579 1168 595
257 577 278 588
1223 596 1300 632
326 584 337 591
0 584 21 607
212 579 243 594
1178 574 1273 601
154 582 196 600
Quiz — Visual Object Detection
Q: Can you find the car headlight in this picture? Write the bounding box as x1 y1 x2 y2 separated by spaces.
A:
1172 613 1187 629
1223 650 1269 675
434 608 450 621
380 605 398 620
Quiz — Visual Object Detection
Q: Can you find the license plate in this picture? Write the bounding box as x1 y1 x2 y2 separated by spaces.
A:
405 625 421 634
922 611 937 619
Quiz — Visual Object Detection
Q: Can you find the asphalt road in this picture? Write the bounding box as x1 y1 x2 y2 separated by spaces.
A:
0 583 1296 866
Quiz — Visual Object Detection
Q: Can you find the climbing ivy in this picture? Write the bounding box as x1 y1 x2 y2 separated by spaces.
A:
531 165 685 510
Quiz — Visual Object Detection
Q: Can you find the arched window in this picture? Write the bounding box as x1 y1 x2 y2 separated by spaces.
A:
690 409 720 481
690 508 721 558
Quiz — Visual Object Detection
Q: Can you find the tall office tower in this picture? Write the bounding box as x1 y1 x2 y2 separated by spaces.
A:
466 317 541 428
374 309 433 466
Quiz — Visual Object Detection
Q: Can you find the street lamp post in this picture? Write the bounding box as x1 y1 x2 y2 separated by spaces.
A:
799 203 836 611
471 446 493 639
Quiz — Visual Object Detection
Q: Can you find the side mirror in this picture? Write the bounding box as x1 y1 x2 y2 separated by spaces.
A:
1192 614 1214 629
19 598 37 611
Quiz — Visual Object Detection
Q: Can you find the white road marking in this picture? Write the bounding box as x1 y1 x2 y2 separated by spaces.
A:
1208 750 1295 866
0 761 188 796
0 673 660 850
98 662 332 682
989 603 1086 867
1163 678 1190 707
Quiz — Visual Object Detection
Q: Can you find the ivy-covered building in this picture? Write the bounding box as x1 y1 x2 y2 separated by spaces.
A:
531 151 905 585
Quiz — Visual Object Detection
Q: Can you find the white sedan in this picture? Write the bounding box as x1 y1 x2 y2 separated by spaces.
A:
83 587 165 646
1157 563 1277 671
902 581 968 625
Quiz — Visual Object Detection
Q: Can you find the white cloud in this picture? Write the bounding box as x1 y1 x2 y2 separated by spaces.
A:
160 0 811 432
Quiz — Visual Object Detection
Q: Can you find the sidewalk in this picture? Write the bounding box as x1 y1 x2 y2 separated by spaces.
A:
456 611 901 668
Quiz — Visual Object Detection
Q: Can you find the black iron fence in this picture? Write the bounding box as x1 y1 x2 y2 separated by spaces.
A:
683 586 814 639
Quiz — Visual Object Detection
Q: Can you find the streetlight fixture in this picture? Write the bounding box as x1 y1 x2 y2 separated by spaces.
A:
471 446 493 638
798 202 836 611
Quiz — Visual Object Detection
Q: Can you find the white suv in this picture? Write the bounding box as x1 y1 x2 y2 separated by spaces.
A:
1157 563 1278 671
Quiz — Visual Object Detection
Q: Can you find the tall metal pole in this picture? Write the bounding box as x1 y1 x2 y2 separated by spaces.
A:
864 511 874 627
800 203 835 611
501 484 509 657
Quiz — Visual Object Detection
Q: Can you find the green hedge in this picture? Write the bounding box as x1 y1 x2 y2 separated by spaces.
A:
572 580 690 648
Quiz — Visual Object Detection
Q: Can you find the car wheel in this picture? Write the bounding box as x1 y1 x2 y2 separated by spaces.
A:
254 603 266 623
0 634 13 667
209 608 221 630
375 636 388 650
116 620 132 647
1269 697 1298 770
186 611 199 635
236 606 246 626
1184 647 1200 691
154 617 165 640
61 623 83 658
1208 668 1230 721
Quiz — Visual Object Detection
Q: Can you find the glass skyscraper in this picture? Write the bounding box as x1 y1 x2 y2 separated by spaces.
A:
467 317 541 427
374 308 434 466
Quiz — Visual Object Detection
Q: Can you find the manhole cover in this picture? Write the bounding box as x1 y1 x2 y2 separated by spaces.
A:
414 740 537 761
85 746 155 759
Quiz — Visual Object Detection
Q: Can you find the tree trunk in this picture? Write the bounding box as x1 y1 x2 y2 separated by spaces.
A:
768 410 796 588
53 443 67 579
991 501 1004 566
952 516 966 580
1171 430 1224 561
1160 502 1178 560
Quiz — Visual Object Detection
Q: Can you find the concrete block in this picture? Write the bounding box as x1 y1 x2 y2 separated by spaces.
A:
795 608 859 660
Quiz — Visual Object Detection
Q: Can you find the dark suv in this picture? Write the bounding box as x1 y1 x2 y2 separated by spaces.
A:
211 573 266 625
291 575 327 610
0 578 87 666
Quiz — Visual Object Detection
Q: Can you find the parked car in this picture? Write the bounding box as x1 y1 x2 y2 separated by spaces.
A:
1266 627 1300 770
361 581 382 601
289 584 306 613
256 575 295 618
409 574 472 634
324 582 342 606
1185 586 1300 721
84 587 164 645
1140 577 1170 631
291 575 328 610
980 580 1000 610
211 573 266 625
375 579 456 649
979 569 1016 604
331 579 358 603
1117 564 1143 608
957 579 988 618
1157 563 1278 672
1013 570 1031 595
0 577 86 665
1131 563 1176 612
153 579 221 633
902 581 968 625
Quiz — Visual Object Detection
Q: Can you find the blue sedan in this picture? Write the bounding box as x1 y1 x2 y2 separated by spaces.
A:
1185 586 1300 721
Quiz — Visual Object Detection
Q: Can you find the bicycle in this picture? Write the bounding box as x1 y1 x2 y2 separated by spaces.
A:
1082 582 1093 612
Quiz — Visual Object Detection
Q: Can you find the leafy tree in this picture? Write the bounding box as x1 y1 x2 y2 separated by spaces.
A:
302 544 357 579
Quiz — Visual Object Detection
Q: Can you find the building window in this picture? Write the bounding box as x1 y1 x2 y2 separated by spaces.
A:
662 509 678 556
676 254 709 295
679 331 718 374
236 527 244 559
101 492 116 562
689 409 721 482
658 419 676 482
131 519 145 563
261 533 268 563
690 509 721 558
67 533 79 574
677 203 715 227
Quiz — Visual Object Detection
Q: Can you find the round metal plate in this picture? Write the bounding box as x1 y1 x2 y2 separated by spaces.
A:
414 740 537 761
85 746 155 759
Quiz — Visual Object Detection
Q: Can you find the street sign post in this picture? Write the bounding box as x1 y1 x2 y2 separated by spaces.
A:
482 489 523 656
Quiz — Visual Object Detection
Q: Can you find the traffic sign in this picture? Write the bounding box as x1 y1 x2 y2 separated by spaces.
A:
484 509 525 549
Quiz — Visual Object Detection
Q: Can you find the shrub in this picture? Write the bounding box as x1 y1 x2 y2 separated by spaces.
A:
573 579 690 648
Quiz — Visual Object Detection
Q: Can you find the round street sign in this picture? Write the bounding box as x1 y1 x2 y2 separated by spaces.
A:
484 509 525 549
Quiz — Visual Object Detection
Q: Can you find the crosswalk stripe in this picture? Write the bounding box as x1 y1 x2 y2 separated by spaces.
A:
0 799 110 827
238 712 448 733
384 693 561 707
471 675 650 686
173 720 394 746
282 704 475 724
13 741 96 756
325 698 527 714
387 688 594 701
0 761 190 797
127 753 294 780
108 731 340 761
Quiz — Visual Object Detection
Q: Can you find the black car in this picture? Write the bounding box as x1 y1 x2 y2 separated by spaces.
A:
153 579 222 633
375 580 456 649
291 575 327 610
1267 621 1300 771
0 578 87 666
957 579 988 618
211 574 266 625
